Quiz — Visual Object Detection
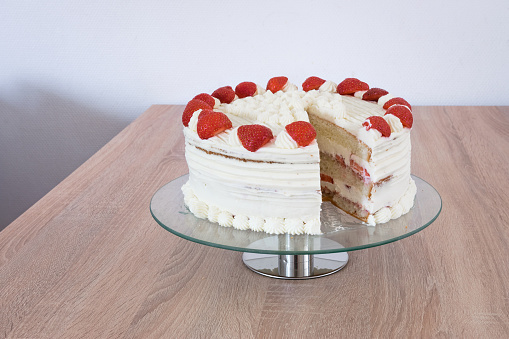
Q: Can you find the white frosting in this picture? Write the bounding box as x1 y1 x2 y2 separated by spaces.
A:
227 127 243 147
187 196 208 219
217 211 233 227
377 94 395 107
182 181 323 234
232 215 250 230
373 207 391 223
249 217 265 232
213 97 221 108
306 91 346 125
303 218 321 234
319 80 337 93
188 109 202 132
275 130 299 149
255 85 266 96
184 137 321 220
264 217 286 234
283 82 298 92
354 90 367 99
385 114 404 133
366 178 416 225
356 126 383 144
391 203 404 219
284 218 305 235
207 205 221 223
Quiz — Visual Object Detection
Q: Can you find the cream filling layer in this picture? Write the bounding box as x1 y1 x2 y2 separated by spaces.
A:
321 171 411 214
322 175 415 224
316 129 412 184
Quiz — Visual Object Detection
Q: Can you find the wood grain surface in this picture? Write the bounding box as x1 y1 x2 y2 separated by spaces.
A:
0 106 508 338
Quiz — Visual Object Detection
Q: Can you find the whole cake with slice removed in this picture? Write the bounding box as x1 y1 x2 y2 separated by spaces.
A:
181 76 416 234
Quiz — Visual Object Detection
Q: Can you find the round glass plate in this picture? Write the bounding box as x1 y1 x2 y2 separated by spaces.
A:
150 174 441 255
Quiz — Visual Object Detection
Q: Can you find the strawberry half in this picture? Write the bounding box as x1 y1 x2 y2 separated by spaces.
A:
302 76 326 92
335 154 346 167
320 173 334 184
285 121 317 147
362 116 391 137
237 124 274 152
196 110 232 139
182 99 212 127
266 76 288 93
362 88 389 101
350 159 370 180
212 86 236 104
193 93 216 108
337 78 369 95
383 97 412 110
235 82 257 98
385 105 413 128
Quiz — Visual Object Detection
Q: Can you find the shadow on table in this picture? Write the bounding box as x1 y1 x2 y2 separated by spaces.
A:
0 84 132 231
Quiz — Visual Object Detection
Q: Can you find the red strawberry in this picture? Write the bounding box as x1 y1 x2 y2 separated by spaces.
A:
212 86 236 104
197 108 215 120
362 88 389 101
193 93 216 108
385 105 413 128
383 97 412 110
235 82 257 98
320 173 334 184
337 78 369 95
237 124 274 152
350 159 370 179
196 110 232 139
182 99 212 127
362 116 391 137
335 155 346 167
266 76 288 93
302 76 326 92
285 121 317 147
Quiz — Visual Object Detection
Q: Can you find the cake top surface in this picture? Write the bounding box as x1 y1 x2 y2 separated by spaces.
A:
182 76 413 155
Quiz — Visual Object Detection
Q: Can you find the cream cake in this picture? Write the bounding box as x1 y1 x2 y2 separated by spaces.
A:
181 76 416 234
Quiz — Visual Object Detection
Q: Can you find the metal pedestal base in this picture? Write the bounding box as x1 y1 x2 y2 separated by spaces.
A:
242 252 349 280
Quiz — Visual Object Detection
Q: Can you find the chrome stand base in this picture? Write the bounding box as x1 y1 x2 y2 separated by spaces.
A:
242 252 349 280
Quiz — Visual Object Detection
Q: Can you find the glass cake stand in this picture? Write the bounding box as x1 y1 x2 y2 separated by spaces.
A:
150 174 441 280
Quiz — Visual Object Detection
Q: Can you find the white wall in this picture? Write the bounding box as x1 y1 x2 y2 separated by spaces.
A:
1 0 508 229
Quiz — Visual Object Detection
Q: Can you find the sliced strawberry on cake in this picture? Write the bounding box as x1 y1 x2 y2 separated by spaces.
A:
212 86 236 104
285 121 317 147
362 116 391 137
266 76 288 93
196 110 232 139
385 105 413 128
337 78 369 95
383 97 412 110
235 82 258 98
182 99 212 127
362 88 389 102
302 76 326 92
237 124 274 152
193 93 216 108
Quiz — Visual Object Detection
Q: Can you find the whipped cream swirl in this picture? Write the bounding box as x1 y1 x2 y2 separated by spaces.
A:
319 80 338 93
275 130 299 149
385 114 404 133
228 127 243 147
249 217 265 232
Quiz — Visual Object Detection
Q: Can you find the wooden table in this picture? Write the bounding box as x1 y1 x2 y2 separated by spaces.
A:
1 106 508 338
